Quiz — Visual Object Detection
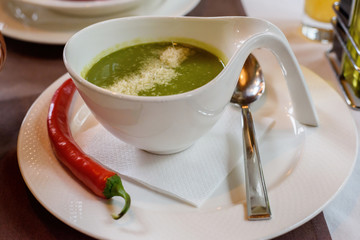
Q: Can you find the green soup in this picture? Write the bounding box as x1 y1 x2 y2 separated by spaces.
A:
85 42 225 96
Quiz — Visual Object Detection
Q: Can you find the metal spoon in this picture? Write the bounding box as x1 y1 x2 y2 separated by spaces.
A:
231 54 271 220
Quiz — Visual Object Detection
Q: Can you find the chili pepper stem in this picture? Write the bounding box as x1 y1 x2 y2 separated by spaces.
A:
112 192 131 220
104 174 131 219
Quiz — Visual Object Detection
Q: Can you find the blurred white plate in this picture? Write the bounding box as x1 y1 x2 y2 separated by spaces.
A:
0 0 200 44
16 0 143 17
17 50 358 239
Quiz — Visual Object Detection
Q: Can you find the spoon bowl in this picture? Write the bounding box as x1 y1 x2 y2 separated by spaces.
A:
231 54 271 220
231 54 265 106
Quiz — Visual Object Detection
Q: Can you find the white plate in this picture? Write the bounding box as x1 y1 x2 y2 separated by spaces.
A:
0 0 200 44
17 0 143 17
17 51 358 239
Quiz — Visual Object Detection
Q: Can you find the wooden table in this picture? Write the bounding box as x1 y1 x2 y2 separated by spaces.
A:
0 0 332 239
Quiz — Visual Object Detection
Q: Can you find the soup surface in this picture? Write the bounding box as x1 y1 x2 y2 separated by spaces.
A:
85 42 225 96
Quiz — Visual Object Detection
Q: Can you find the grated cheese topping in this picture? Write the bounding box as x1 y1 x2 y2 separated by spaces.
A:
107 45 193 95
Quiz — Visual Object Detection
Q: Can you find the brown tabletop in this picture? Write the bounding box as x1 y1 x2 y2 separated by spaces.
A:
0 0 332 239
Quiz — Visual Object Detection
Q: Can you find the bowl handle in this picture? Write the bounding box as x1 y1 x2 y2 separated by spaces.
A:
234 19 319 127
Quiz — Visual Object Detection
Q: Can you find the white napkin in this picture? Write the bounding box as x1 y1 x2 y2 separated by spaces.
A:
74 104 275 207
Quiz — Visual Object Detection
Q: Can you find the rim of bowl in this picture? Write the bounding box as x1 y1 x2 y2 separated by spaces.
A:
20 0 138 9
63 16 235 103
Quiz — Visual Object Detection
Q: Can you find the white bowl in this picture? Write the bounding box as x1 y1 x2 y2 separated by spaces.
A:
64 16 318 154
17 0 142 17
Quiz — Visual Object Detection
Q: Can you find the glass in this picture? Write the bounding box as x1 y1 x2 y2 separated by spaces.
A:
342 0 360 96
301 0 337 43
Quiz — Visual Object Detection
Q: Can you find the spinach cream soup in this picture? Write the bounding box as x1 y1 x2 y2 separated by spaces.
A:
85 42 225 96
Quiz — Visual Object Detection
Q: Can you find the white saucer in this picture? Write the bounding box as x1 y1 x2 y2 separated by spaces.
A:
17 0 144 17
0 0 200 44
17 51 357 239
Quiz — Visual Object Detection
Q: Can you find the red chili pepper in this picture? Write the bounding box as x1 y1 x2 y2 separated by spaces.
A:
47 78 130 219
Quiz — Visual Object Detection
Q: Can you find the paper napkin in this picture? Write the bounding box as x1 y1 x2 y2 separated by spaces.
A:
74 104 275 207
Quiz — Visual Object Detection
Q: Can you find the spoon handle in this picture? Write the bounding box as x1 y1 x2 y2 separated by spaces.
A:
241 106 271 220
